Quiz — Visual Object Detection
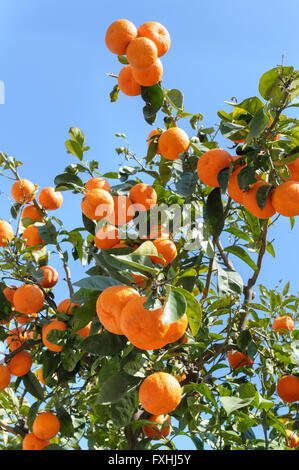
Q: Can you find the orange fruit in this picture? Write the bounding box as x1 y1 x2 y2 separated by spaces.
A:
94 224 121 250
105 19 137 55
11 179 35 204
106 195 135 226
22 432 49 451
243 181 276 219
150 238 177 267
143 414 171 439
139 372 182 415
126 37 158 70
129 183 157 212
120 296 188 350
273 316 294 334
277 375 299 403
228 350 254 369
287 159 299 181
227 165 246 204
137 21 170 57
147 225 169 239
85 177 111 192
37 367 45 385
38 187 63 211
131 59 163 87
33 412 60 440
197 149 232 187
40 265 59 288
271 181 299 217
118 65 141 97
3 285 18 305
21 204 44 222
285 430 299 449
22 224 45 249
42 320 66 352
96 285 140 335
0 221 14 247
76 321 92 338
6 327 25 351
15 313 37 325
0 364 11 390
13 284 44 314
158 127 190 161
8 350 32 376
57 298 80 315
176 373 187 383
81 188 114 221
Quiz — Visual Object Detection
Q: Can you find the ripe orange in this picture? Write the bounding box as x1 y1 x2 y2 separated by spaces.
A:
227 165 246 204
15 312 37 325
42 320 66 352
271 181 299 217
287 159 299 181
142 414 171 439
285 430 299 449
0 221 14 247
40 265 59 288
243 181 276 219
57 298 80 315
106 195 135 226
150 238 177 267
85 177 111 192
76 321 92 338
0 364 11 390
137 22 170 57
11 179 35 204
6 327 25 351
118 65 141 97
3 285 18 305
22 432 49 451
273 316 294 334
197 149 232 187
131 59 163 87
33 412 60 440
228 350 254 369
126 37 158 70
277 375 299 403
129 183 157 212
13 284 44 314
176 373 187 383
21 204 44 222
22 224 45 249
105 19 137 55
81 188 114 221
158 127 190 161
37 367 45 385
139 372 182 415
96 285 140 335
94 224 121 250
120 296 188 350
38 187 63 211
8 350 32 376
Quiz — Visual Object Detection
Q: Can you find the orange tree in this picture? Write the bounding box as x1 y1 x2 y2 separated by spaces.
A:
0 19 299 451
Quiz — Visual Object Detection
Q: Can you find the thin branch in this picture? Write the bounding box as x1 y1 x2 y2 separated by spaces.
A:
213 236 235 271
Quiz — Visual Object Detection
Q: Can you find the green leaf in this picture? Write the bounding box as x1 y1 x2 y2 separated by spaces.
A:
146 140 158 165
220 396 255 415
110 254 158 275
80 331 127 356
162 287 187 325
22 371 44 400
217 265 244 297
111 390 138 428
237 330 252 351
36 222 57 245
249 108 270 137
217 167 230 192
219 121 245 138
167 89 184 110
256 183 272 210
117 55 129 65
27 400 41 431
68 127 85 147
54 173 84 192
259 66 294 102
131 241 158 257
65 139 83 161
110 84 119 103
224 245 258 271
172 287 202 336
175 172 198 198
237 166 257 190
73 276 122 290
204 187 224 237
55 403 75 437
97 371 141 404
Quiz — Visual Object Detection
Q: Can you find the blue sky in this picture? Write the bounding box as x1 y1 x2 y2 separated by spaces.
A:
0 0 298 450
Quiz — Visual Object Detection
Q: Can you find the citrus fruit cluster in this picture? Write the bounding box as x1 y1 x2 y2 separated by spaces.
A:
197 148 299 218
22 412 60 450
105 19 170 94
